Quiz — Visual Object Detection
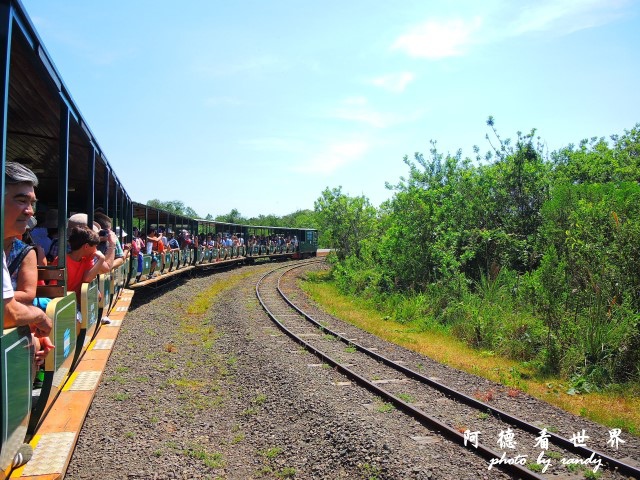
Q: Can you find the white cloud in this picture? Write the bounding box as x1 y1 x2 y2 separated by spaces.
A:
508 0 630 37
328 97 424 129
294 140 370 175
369 72 415 93
391 17 483 59
391 0 630 60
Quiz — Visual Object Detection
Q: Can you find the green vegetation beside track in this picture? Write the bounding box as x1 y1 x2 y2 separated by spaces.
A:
301 270 640 436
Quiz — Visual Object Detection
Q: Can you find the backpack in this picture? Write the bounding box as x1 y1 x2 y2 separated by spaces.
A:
8 245 34 276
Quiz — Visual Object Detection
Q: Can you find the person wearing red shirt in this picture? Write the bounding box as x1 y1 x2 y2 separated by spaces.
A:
54 226 106 299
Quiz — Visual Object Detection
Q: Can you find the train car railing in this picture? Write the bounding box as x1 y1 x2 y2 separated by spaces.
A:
98 273 112 320
141 254 152 279
75 279 100 366
28 293 78 434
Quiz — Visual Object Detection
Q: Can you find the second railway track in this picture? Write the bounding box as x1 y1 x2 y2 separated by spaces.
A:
257 260 640 480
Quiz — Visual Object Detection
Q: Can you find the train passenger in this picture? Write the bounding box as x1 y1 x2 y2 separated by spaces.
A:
145 227 161 276
206 234 215 248
114 226 130 262
45 213 60 263
131 228 144 279
178 230 192 249
22 217 47 267
67 214 111 274
158 227 169 251
5 221 55 367
30 208 58 261
93 212 125 270
3 161 55 362
3 255 52 335
56 226 106 302
167 231 180 250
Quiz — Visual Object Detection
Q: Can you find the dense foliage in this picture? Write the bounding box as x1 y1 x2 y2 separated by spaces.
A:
314 121 640 388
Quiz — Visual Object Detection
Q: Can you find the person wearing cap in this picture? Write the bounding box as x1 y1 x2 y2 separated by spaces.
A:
93 212 125 270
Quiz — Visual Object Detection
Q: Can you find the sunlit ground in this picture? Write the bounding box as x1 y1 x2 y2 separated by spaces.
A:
301 275 639 436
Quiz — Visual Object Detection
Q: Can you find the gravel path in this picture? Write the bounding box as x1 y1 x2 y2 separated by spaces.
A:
64 261 639 480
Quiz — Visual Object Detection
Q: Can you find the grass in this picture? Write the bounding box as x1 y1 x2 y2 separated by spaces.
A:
185 444 224 469
186 270 256 316
259 446 283 459
301 277 640 435
376 402 395 413
396 393 415 403
252 393 267 405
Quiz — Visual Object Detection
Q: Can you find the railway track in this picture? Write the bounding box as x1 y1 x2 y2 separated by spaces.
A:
256 261 640 479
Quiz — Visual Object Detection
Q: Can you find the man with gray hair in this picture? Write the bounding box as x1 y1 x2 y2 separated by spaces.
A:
3 161 52 333
3 161 53 469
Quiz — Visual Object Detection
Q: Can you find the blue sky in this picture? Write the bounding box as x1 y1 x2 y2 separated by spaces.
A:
21 0 640 219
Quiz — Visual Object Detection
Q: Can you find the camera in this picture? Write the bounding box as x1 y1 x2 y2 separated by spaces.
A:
98 229 109 237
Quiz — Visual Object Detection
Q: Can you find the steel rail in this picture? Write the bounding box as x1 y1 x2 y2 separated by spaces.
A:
274 263 640 479
256 262 546 480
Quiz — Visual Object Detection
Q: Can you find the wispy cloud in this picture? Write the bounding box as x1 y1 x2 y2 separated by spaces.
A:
391 17 483 59
392 0 631 59
294 140 370 175
327 97 423 128
508 0 631 37
369 72 415 93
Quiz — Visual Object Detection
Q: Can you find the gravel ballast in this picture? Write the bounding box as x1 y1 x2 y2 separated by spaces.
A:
64 262 639 480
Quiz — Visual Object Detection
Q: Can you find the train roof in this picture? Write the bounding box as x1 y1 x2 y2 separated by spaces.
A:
3 0 131 212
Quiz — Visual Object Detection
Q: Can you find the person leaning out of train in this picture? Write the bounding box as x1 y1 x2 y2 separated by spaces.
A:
52 226 106 303
3 161 54 361
114 226 130 262
5 217 55 366
67 213 111 276
145 227 162 276
93 211 125 270
130 228 144 279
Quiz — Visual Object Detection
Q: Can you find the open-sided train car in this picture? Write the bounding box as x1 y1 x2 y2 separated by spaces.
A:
0 1 318 476
127 206 318 288
0 1 132 476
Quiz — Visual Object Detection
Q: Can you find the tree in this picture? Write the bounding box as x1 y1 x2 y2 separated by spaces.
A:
146 199 199 218
215 208 245 224
314 187 377 260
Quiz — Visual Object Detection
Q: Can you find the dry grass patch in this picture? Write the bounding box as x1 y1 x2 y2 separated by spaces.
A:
186 270 256 315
